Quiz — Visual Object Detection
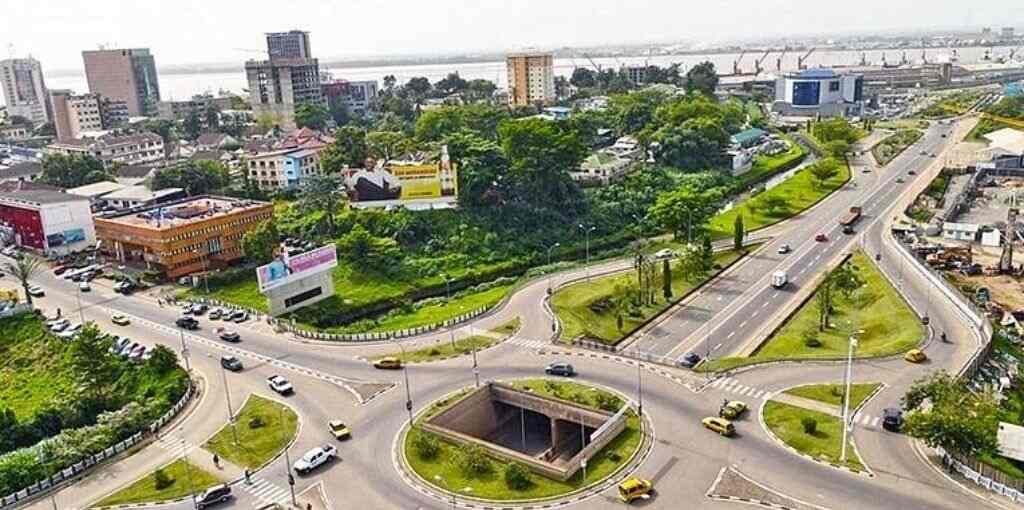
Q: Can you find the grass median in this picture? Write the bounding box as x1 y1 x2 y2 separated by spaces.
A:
763 401 865 472
552 249 747 345
784 383 882 409
373 318 521 363
95 459 222 507
203 395 299 470
703 252 923 373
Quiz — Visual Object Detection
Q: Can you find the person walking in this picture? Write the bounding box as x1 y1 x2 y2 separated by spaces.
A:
212 453 220 468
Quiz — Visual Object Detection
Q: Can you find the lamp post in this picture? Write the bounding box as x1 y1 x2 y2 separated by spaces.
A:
578 224 596 281
545 242 561 293
471 345 480 388
392 340 414 426
177 327 191 372
840 333 860 464
220 363 239 445
194 249 209 294
278 405 297 506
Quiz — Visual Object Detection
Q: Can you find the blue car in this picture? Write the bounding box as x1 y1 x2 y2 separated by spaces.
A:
679 352 702 368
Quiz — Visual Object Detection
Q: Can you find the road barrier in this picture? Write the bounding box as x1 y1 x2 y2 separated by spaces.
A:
0 382 196 509
269 304 493 342
938 447 1024 501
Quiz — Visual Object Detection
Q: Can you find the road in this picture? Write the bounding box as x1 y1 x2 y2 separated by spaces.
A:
7 115 1011 510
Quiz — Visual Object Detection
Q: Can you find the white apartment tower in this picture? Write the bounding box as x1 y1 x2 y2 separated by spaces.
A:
0 57 50 126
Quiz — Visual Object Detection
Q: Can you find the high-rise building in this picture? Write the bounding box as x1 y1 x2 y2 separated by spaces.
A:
1002 27 1016 40
82 48 161 117
49 90 129 141
245 31 323 130
0 58 51 126
506 52 556 107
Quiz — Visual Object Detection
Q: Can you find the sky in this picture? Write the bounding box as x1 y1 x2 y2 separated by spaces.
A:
3 0 1023 73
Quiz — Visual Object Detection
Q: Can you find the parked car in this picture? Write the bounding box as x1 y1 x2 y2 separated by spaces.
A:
719 400 747 420
814 233 828 242
221 355 243 372
882 408 904 432
618 477 654 503
47 318 71 332
230 311 249 323
895 177 905 183
190 303 208 316
111 314 131 326
545 361 575 377
653 249 675 260
128 345 147 362
175 316 199 330
26 285 45 297
120 341 139 356
702 416 736 436
113 281 136 294
209 308 223 320
267 375 294 395
78 281 91 292
904 349 928 363
678 352 701 368
218 329 241 343
57 323 83 339
293 445 337 474
110 337 131 354
329 420 351 440
195 484 232 508
1 246 17 257
373 357 403 370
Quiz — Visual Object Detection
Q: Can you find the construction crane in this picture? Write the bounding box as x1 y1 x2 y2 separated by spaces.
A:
733 50 747 75
579 52 602 73
755 50 771 75
797 47 815 70
776 48 788 71
1000 207 1019 274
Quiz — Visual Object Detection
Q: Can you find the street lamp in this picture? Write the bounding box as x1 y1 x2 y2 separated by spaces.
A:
545 242 561 293
277 405 297 506
392 339 414 426
578 224 596 281
220 363 239 445
193 249 209 294
179 433 199 510
177 326 191 372
840 332 861 464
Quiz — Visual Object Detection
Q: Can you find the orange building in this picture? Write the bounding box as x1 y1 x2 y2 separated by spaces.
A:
506 52 555 107
94 195 273 279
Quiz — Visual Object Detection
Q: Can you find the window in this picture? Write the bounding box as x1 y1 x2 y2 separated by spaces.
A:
829 81 840 92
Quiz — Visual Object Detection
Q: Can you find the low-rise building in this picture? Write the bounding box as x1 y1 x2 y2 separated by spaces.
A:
0 162 42 184
244 127 332 191
48 133 165 168
0 189 95 255
156 94 233 121
0 124 31 141
773 68 865 118
101 185 185 209
322 80 378 116
49 90 129 141
95 195 274 279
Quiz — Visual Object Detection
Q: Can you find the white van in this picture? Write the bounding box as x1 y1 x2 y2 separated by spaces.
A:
771 271 788 289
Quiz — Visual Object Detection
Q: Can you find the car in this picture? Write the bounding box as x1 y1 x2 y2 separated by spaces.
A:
78 282 91 292
27 285 44 297
110 337 130 354
941 133 948 138
218 329 241 343
653 248 675 260
57 324 83 339
702 416 736 436
908 170 916 175
292 445 337 474
719 400 747 420
220 355 243 371
267 375 294 395
120 341 139 356
175 316 199 330
895 177 905 183
815 233 828 242
47 318 71 332
678 352 701 368
230 311 249 323
128 345 147 362
1 246 17 257
111 314 131 326
882 408 904 432
618 477 654 503
545 361 575 377
208 308 223 320
113 281 136 294
195 484 232 508
190 303 208 316
904 349 928 363
373 357 403 370
329 420 351 440
920 150 928 156
930 153 938 158
777 244 792 255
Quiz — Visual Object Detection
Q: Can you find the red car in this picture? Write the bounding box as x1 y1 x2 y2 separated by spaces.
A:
815 233 828 242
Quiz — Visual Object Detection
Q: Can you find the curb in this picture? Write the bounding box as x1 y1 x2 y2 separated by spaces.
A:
705 465 832 510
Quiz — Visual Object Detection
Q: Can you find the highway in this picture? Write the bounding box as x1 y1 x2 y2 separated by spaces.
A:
8 115 1012 510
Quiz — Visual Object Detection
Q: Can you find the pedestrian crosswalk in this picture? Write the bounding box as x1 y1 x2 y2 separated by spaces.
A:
153 435 195 458
504 337 550 351
241 477 290 507
851 412 882 430
707 377 772 400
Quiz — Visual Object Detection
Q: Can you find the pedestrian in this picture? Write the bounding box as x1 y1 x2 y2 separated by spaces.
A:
307 504 312 510
56 308 61 318
212 453 219 468
244 468 251 485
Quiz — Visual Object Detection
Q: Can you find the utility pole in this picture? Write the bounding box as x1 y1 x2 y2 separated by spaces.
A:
472 347 480 388
545 242 561 293
220 364 239 445
578 224 596 281
180 435 198 510
178 327 191 372
393 340 414 426
278 405 297 506
840 334 859 464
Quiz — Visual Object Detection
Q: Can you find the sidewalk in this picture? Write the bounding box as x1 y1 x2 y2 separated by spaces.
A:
771 393 842 417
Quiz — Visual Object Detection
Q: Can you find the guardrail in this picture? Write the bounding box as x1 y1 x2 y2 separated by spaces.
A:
271 304 493 342
0 381 196 509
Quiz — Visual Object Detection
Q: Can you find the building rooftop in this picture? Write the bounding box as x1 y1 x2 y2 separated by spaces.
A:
102 185 182 203
67 181 125 198
0 162 42 181
0 190 89 207
983 128 1024 154
731 128 767 145
97 195 271 231
50 132 163 150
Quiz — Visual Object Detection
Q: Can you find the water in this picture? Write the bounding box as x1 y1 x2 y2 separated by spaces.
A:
41 46 1010 102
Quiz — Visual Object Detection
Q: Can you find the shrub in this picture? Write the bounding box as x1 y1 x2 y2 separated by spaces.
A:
504 462 532 490
248 416 266 429
804 337 822 348
801 417 817 435
153 468 173 490
458 444 492 477
412 432 441 460
605 451 622 462
429 348 441 356
594 392 624 412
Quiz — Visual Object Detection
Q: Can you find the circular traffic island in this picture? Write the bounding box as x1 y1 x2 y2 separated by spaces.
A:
399 378 649 504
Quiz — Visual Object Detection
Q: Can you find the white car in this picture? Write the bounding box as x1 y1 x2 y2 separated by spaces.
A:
27 285 44 297
653 249 675 260
79 282 91 292
267 375 294 395
47 318 71 332
57 324 82 339
111 314 131 326
292 445 337 474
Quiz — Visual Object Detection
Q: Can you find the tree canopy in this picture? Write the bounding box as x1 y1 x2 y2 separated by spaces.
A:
38 154 111 189
151 161 231 196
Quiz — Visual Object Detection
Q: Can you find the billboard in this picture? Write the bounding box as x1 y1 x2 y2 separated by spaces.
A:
46 228 86 248
257 243 338 293
345 147 458 209
999 422 1024 462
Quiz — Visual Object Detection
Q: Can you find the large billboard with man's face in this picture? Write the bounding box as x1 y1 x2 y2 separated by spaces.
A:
257 243 338 293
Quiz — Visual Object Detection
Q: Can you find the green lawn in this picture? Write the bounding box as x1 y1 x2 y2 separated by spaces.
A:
374 318 520 363
0 314 77 419
784 383 882 409
94 459 222 507
703 252 923 372
404 379 641 501
708 157 850 239
330 283 513 334
552 249 746 344
203 395 298 470
872 129 922 165
735 136 808 188
763 401 865 472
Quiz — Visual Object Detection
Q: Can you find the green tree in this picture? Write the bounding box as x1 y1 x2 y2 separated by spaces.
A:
434 72 468 95
465 79 497 102
504 462 532 490
294 102 331 130
498 118 587 212
204 105 221 132
298 174 345 235
570 67 598 89
649 187 722 241
443 130 507 207
183 110 203 140
39 154 111 188
145 345 179 374
2 256 41 306
649 116 730 169
242 219 280 265
151 160 230 196
700 233 714 275
607 88 669 134
733 214 745 251
902 371 1000 457
67 324 117 401
808 158 841 190
814 260 864 331
685 61 719 96
825 140 851 159
366 131 413 161
321 126 368 171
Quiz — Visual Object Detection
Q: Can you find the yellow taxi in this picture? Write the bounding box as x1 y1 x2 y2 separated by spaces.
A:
328 420 351 440
617 477 653 503
904 349 927 363
719 400 747 420
373 357 403 370
702 416 736 436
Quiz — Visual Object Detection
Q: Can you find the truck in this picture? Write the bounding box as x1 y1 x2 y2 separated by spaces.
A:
771 271 788 289
839 206 863 234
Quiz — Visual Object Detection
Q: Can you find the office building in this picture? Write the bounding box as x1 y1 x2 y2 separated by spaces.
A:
82 48 161 117
245 32 323 130
48 133 165 168
156 94 234 121
506 52 556 107
321 79 378 116
0 58 50 126
1003 27 1017 40
95 195 274 278
49 90 128 141
0 189 95 255
772 68 864 118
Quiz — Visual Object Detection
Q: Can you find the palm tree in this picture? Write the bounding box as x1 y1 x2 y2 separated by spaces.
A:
3 256 42 307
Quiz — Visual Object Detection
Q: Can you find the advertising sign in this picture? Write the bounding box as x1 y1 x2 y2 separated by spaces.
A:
46 228 86 248
999 422 1024 462
257 243 338 293
345 149 458 210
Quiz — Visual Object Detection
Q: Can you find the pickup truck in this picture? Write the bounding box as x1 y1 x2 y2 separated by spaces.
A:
839 206 862 234
267 375 294 395
293 445 337 474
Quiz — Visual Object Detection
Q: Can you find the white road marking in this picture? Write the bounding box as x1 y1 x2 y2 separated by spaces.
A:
871 417 880 427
